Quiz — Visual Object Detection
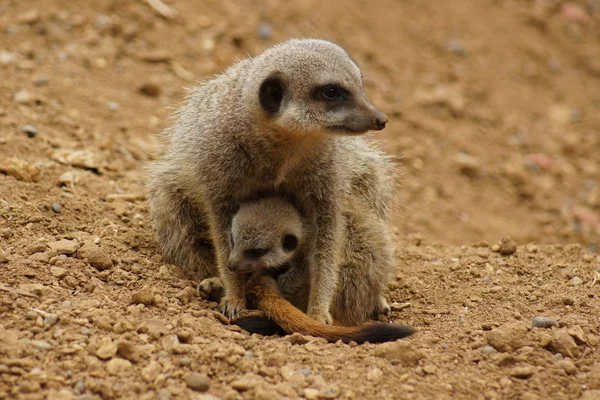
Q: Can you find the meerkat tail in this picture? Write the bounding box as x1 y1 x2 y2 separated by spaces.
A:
234 276 415 344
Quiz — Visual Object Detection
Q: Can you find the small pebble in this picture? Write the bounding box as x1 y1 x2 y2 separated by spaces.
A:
480 345 495 355
22 125 38 138
446 38 465 55
43 313 59 327
107 102 120 111
106 358 132 376
30 340 52 350
257 22 272 39
582 253 595 263
51 203 61 213
497 237 517 256
557 359 577 375
510 365 537 379
562 297 575 306
569 276 582 286
184 372 210 392
532 317 558 329
50 266 67 278
96 342 118 360
14 89 32 104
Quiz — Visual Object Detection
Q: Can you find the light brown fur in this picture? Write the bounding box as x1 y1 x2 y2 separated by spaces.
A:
227 193 396 326
147 39 389 322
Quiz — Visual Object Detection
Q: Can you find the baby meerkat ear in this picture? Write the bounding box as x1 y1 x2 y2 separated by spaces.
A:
259 74 285 115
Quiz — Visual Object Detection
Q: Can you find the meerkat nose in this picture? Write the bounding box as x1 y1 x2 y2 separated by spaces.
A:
374 112 388 131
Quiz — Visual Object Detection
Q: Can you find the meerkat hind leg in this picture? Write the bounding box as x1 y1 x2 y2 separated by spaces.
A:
376 295 392 316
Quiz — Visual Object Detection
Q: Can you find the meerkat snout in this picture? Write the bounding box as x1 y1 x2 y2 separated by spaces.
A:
374 111 388 131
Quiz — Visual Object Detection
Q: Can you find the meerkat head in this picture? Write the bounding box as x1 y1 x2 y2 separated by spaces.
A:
245 39 388 137
227 197 304 274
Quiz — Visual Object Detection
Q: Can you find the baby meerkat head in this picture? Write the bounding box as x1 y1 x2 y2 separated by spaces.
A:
227 197 304 274
247 39 388 137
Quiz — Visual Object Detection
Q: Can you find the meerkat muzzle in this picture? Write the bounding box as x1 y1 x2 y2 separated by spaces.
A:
373 112 388 131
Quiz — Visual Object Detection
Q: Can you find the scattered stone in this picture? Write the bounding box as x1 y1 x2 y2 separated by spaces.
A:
454 153 481 177
30 340 53 350
113 320 134 334
319 386 340 399
0 157 41 182
562 297 575 306
117 341 140 363
14 89 32 104
107 102 120 111
137 319 169 339
52 149 101 172
283 332 311 345
33 75 49 86
569 276 582 286
142 361 162 382
48 239 79 255
486 322 529 352
0 250 9 263
446 38 466 56
0 50 15 65
161 334 179 353
50 266 67 278
27 243 48 255
532 317 557 329
131 287 155 306
304 388 320 400
257 22 272 39
51 203 61 213
550 330 580 358
184 372 210 392
22 125 38 138
43 313 59 327
96 342 118 360
480 345 495 355
557 359 577 375
106 358 132 376
496 237 517 256
510 365 537 379
367 367 383 381
390 302 411 311
582 253 596 263
374 341 425 366
139 50 171 63
77 243 112 270
231 373 262 391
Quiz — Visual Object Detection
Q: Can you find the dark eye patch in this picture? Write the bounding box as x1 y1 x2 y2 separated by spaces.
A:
282 234 298 252
245 248 269 259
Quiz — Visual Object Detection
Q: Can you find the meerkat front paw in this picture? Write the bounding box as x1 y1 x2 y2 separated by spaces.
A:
197 277 224 302
308 309 333 325
376 295 392 316
219 296 247 320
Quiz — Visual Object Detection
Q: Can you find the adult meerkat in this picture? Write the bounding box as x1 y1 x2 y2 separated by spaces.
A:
225 196 397 326
147 38 389 323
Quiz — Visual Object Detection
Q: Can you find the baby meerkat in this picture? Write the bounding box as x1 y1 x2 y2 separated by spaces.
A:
225 195 397 327
147 38 389 323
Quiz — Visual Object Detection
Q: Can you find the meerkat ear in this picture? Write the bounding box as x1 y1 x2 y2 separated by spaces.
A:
259 75 285 115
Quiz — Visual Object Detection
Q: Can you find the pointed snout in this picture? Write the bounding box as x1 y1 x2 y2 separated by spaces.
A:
373 111 388 131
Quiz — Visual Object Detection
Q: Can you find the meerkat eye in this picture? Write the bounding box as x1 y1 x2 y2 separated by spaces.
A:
245 248 269 259
320 84 341 101
282 234 298 252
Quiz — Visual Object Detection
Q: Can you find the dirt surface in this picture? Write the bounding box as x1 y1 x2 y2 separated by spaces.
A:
1 0 600 399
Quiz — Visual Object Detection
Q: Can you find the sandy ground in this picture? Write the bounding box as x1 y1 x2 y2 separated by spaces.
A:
1 0 599 399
